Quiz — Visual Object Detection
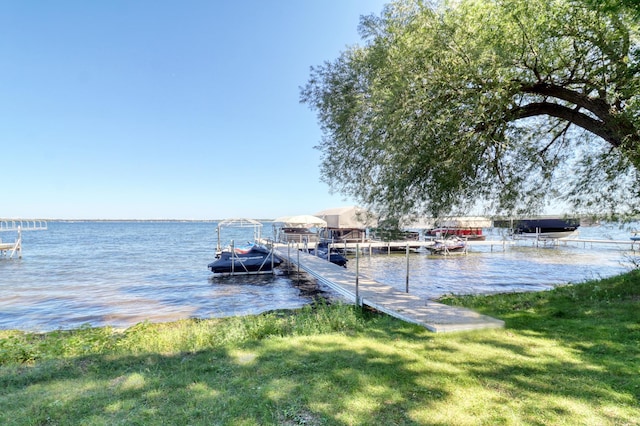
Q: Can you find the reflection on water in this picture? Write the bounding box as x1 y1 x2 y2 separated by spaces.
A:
0 221 636 331
349 243 631 299
0 221 309 332
349 223 636 299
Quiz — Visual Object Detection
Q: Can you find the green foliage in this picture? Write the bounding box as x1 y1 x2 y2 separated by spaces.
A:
0 325 118 364
580 0 640 17
301 0 640 219
1 273 639 424
0 302 368 365
440 268 640 333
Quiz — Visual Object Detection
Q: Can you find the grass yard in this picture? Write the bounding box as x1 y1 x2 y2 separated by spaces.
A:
1 270 639 425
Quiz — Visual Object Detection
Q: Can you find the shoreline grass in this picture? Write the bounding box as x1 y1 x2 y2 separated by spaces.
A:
1 272 639 425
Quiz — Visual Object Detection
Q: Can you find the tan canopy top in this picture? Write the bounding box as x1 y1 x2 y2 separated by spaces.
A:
272 214 327 228
403 216 492 229
314 206 378 229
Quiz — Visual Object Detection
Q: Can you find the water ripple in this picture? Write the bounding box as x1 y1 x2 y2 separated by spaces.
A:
0 221 635 331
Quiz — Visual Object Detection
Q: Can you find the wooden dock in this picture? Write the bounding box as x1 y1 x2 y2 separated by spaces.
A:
274 245 505 333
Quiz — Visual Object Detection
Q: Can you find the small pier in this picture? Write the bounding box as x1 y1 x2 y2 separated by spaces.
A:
324 239 514 254
273 244 505 333
0 219 48 258
513 236 639 250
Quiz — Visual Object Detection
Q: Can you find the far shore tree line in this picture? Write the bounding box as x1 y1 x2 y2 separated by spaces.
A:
302 0 640 222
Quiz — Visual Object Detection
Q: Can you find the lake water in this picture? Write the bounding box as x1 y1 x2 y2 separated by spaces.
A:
0 221 636 332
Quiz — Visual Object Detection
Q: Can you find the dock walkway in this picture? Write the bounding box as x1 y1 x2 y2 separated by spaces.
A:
0 242 16 251
326 239 513 253
274 245 504 333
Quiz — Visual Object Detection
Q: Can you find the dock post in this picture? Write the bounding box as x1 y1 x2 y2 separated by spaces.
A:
405 243 410 293
18 226 22 259
296 243 301 282
271 240 275 275
230 240 235 276
355 243 361 306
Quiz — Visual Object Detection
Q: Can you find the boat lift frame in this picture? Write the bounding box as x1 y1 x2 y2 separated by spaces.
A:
213 218 279 276
215 218 263 252
0 219 48 259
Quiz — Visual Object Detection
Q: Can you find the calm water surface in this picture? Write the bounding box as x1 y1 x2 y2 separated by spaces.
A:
0 221 636 331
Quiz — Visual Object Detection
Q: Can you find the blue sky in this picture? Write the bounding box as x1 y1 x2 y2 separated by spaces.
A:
1 0 388 220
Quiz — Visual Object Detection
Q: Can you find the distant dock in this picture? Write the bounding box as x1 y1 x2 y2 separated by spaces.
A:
324 239 514 254
0 219 48 258
273 244 505 333
513 236 639 249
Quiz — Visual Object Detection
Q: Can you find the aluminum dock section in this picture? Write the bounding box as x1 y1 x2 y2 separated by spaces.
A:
0 219 48 258
274 245 505 333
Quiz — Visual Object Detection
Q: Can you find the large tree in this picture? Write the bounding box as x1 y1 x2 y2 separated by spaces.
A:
301 0 640 219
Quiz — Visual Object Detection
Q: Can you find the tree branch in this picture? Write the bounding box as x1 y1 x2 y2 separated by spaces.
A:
521 82 612 120
509 102 621 147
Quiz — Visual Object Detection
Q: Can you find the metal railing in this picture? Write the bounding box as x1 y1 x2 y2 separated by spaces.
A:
0 219 48 259
0 219 48 232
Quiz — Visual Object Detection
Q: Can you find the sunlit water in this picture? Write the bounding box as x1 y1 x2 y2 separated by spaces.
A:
0 221 636 332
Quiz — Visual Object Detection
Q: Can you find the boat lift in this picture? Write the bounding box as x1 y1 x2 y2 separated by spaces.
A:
0 219 48 259
215 218 263 253
212 218 281 276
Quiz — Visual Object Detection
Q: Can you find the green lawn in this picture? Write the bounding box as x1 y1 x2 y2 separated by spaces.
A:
1 271 639 425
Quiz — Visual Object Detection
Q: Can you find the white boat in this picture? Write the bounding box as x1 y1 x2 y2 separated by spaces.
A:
425 236 467 255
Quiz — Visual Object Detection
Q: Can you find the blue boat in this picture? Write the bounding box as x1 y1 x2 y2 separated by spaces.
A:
208 243 281 276
308 242 349 267
512 218 580 239
208 219 281 276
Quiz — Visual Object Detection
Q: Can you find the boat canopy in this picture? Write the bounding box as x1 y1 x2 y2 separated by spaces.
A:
433 216 493 228
401 216 492 230
215 218 263 252
272 214 327 228
314 206 377 229
217 218 263 228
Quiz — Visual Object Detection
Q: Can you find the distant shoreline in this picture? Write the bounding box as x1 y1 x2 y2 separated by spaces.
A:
1 218 275 223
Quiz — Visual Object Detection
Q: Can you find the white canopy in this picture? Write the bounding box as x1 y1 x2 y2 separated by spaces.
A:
401 217 436 229
314 206 377 229
434 216 492 228
215 218 263 251
273 214 327 228
403 216 492 229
